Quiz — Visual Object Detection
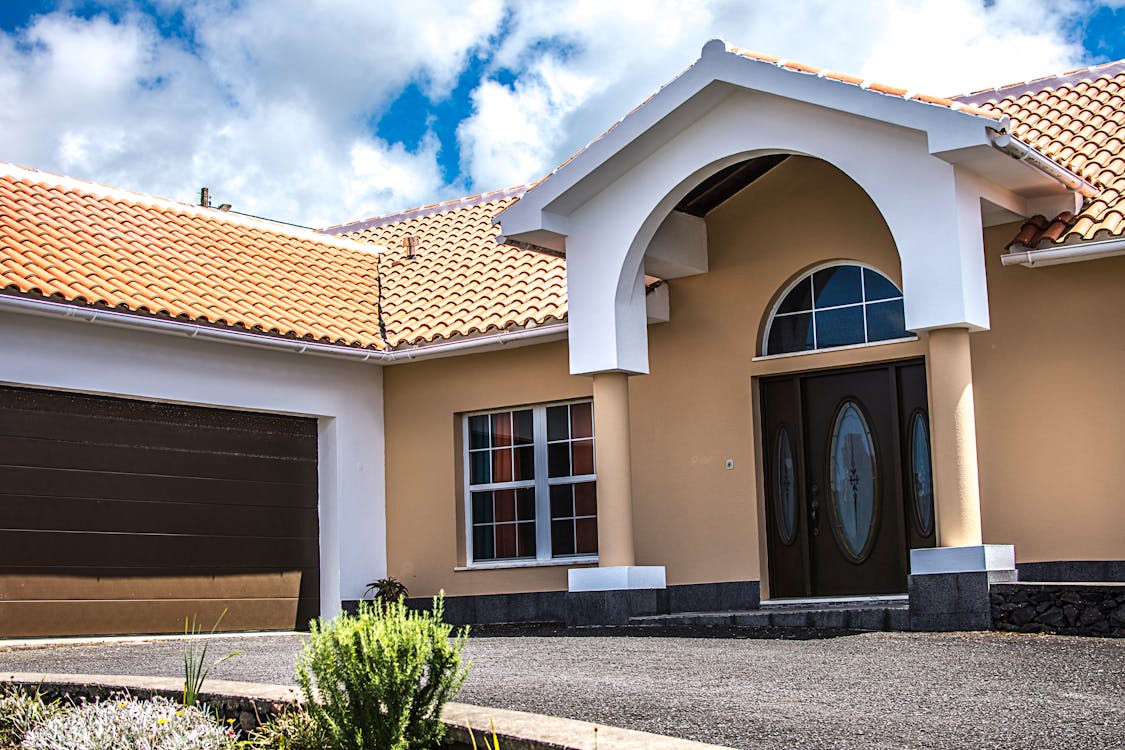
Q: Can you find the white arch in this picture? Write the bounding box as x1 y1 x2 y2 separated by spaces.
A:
562 88 990 375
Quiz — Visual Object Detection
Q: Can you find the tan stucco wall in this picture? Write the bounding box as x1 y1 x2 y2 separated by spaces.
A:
972 225 1125 562
384 156 1124 599
382 341 593 596
385 157 926 597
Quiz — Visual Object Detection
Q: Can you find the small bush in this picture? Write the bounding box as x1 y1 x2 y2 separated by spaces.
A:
0 686 60 747
244 708 328 750
20 695 236 750
364 577 409 605
296 597 469 750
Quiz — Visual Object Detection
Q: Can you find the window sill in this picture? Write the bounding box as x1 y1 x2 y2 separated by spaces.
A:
454 556 598 572
752 336 918 362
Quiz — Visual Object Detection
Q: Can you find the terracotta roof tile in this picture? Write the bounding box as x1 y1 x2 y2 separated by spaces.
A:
726 46 1005 120
958 63 1125 248
0 163 390 349
327 190 567 348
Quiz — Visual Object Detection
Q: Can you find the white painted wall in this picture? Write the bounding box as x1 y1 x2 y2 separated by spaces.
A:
0 310 386 618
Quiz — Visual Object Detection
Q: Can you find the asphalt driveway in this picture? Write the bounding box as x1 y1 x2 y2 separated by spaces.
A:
2 628 1122 749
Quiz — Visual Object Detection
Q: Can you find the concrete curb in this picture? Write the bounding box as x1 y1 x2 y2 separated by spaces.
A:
0 672 733 750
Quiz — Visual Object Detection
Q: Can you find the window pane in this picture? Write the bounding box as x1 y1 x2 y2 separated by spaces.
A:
571 439 595 476
495 524 518 558
767 312 813 354
550 484 573 519
813 265 862 308
468 415 490 450
551 519 575 556
513 409 534 445
815 306 865 348
470 450 490 485
491 447 513 483
863 268 901 302
514 445 535 481
575 518 598 554
548 442 571 478
574 482 597 516
494 489 516 522
471 491 493 525
473 525 494 560
866 299 908 341
546 405 569 441
516 488 536 520
777 277 813 314
517 522 537 557
491 412 512 447
570 402 593 439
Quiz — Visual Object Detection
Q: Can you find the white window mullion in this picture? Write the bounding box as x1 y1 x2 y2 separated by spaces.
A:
462 416 475 564
532 406 551 561
860 265 870 344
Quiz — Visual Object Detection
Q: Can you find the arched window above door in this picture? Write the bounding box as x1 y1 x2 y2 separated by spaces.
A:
764 263 911 355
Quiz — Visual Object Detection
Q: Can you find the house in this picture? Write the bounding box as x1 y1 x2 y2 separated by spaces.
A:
1 41 1122 637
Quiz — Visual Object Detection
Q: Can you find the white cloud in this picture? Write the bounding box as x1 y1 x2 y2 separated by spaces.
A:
0 0 502 226
0 0 1111 226
455 0 1096 193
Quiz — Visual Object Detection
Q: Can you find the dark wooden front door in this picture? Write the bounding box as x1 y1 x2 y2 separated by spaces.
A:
761 360 935 598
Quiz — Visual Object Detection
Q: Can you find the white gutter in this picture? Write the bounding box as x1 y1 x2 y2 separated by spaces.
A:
988 130 1099 199
1001 236 1125 268
0 294 568 364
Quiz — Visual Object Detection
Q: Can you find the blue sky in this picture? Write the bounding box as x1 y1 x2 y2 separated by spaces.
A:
1 0 1122 227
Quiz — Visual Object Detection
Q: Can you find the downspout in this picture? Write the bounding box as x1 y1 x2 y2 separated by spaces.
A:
987 130 1099 199
0 294 568 364
1001 236 1125 268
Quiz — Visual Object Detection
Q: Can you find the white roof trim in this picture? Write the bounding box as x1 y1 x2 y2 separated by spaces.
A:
497 39 1028 241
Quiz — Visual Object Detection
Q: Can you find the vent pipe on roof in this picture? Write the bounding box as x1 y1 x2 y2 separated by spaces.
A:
402 235 420 259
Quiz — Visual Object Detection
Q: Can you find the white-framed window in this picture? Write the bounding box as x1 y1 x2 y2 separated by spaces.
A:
463 400 597 565
764 262 911 355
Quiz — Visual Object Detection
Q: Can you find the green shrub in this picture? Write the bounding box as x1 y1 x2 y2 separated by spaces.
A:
182 609 242 707
296 597 470 750
0 686 60 747
363 576 409 605
244 708 328 750
19 695 236 750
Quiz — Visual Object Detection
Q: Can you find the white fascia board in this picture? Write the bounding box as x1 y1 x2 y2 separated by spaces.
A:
499 41 1001 242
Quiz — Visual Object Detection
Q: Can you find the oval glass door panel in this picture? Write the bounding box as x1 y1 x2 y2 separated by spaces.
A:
910 412 934 536
828 401 877 561
776 427 798 544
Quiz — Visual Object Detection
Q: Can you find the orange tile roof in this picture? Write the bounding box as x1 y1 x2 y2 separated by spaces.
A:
4 54 1122 355
325 188 567 348
0 164 391 349
726 46 1005 121
954 60 1125 248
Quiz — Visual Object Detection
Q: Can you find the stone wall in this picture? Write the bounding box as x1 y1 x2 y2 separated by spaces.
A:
990 583 1125 636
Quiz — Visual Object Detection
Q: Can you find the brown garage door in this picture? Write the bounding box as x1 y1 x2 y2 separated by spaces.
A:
0 386 319 637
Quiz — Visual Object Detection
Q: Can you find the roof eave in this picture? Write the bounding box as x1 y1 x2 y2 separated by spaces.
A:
499 39 1007 245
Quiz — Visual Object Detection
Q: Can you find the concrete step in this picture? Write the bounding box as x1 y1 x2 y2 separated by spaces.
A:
630 603 910 631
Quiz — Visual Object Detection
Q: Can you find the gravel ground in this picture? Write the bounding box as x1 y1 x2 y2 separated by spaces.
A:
2 628 1122 750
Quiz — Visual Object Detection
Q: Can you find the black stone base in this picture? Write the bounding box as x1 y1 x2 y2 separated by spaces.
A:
908 570 1017 632
1015 560 1125 583
342 580 761 628
565 588 668 626
991 582 1125 636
